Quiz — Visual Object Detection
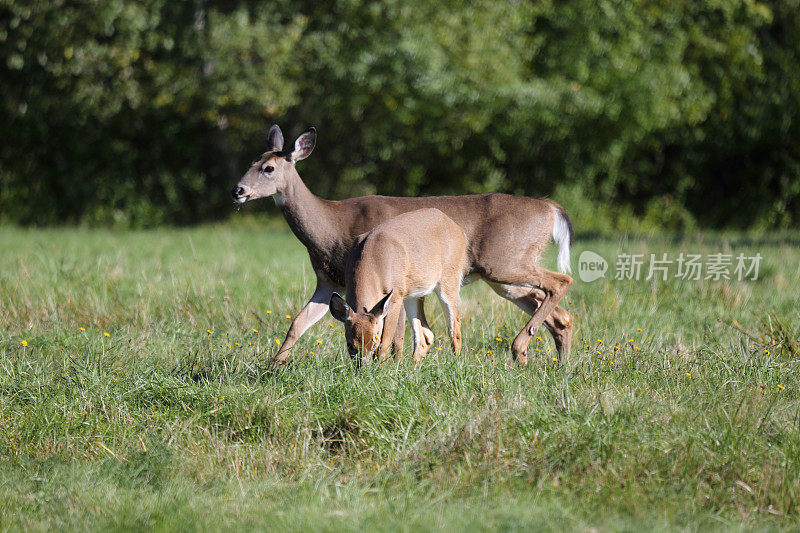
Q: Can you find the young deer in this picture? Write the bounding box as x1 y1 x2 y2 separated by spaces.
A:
232 125 574 367
328 208 467 363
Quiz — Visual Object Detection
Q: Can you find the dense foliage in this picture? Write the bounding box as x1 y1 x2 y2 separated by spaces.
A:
2 0 799 228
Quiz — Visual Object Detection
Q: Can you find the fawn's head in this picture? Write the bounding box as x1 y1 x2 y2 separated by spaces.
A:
231 125 316 204
329 291 393 358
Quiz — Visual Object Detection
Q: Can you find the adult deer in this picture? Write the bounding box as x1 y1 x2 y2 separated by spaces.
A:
329 208 468 364
231 125 574 366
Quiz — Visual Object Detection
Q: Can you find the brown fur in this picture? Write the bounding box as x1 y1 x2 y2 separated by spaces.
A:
232 126 574 366
329 209 467 363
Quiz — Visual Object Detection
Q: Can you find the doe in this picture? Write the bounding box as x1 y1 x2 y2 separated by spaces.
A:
329 208 467 364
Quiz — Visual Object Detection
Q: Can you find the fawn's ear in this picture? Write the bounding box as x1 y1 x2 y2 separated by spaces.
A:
329 293 351 323
290 127 316 161
266 124 284 152
369 290 393 319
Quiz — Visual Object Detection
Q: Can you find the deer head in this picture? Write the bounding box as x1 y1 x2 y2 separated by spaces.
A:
329 291 393 357
230 125 316 204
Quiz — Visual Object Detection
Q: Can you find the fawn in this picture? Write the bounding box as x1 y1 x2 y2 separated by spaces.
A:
329 208 467 364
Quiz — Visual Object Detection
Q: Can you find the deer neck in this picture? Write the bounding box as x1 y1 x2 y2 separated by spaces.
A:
277 169 334 252
349 241 390 310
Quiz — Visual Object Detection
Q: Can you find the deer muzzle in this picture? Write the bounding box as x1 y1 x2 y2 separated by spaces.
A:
231 185 250 203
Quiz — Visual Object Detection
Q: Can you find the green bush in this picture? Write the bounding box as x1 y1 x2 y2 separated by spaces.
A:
1 0 798 228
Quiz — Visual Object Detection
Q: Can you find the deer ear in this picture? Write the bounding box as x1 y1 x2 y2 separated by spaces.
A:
291 127 316 161
266 124 284 152
369 290 393 319
329 293 351 323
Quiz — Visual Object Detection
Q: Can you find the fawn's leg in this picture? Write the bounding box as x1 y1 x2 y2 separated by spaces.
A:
435 284 462 356
377 300 403 362
391 305 406 359
404 297 434 364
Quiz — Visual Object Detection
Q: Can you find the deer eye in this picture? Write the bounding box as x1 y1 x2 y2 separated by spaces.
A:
261 165 274 173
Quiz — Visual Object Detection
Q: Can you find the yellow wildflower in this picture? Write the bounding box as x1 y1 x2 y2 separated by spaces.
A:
21 340 28 347
79 327 86 331
777 384 784 390
103 332 110 337
285 314 292 319
266 310 272 314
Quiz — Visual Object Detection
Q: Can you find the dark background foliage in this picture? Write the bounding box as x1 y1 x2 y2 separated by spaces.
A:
1 0 798 228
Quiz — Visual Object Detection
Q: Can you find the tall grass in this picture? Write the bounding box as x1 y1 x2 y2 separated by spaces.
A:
1 223 798 530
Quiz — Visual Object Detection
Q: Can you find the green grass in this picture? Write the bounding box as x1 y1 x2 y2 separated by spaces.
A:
1 222 799 531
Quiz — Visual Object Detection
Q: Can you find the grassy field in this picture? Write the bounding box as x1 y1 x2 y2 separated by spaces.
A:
1 220 799 531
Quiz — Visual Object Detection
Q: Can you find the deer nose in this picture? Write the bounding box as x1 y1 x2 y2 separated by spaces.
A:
231 186 245 198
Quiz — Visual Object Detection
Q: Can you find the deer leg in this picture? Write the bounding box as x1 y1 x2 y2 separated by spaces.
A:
391 305 406 359
405 297 434 364
483 265 573 365
377 299 403 362
271 281 336 366
489 282 573 363
543 305 573 364
435 284 462 356
489 281 574 363
416 299 435 360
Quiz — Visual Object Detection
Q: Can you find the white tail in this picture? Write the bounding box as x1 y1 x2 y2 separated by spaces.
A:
552 206 573 274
